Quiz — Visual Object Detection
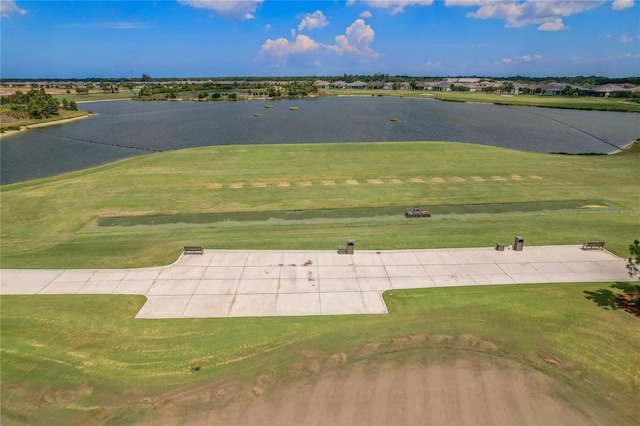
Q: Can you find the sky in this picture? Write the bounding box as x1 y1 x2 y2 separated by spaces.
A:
1 0 638 78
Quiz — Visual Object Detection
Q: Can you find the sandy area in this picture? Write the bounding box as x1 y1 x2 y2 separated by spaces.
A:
145 349 608 426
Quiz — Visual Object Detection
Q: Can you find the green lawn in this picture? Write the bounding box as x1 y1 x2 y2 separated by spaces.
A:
1 141 638 425
323 89 640 112
1 142 637 268
1 283 638 425
0 109 91 133
51 92 136 103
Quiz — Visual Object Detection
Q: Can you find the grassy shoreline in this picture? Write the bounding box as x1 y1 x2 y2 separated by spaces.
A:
1 141 637 268
0 109 91 134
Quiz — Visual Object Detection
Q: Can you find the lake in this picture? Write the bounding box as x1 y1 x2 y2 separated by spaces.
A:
2 96 638 184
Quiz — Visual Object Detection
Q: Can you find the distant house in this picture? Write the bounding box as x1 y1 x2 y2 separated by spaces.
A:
313 80 331 89
347 80 367 89
532 83 567 96
399 82 412 90
587 84 633 98
430 81 452 92
371 81 385 90
332 80 348 89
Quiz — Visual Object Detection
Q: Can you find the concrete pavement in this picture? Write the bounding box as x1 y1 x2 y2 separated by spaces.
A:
0 246 629 318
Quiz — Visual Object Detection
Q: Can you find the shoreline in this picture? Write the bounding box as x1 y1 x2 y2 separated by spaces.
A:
0 113 92 138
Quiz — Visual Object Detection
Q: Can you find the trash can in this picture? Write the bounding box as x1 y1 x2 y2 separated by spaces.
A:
496 243 504 251
346 239 354 255
514 236 524 251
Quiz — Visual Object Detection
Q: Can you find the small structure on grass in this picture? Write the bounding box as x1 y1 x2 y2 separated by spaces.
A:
338 239 354 255
405 206 431 218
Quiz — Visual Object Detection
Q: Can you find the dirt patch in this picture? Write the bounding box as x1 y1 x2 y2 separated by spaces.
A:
452 177 466 182
530 175 544 180
0 112 20 123
491 176 507 181
410 178 425 183
229 183 244 189
367 179 383 184
432 177 446 183
511 174 523 181
208 183 223 189
322 180 335 186
297 181 312 187
277 182 290 188
472 176 485 182
345 179 359 185
39 383 93 406
146 350 609 426
389 179 403 184
251 182 267 188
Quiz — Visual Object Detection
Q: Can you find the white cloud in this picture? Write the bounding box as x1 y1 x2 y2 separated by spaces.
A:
329 19 378 57
619 34 633 42
261 19 379 63
261 35 321 56
360 10 373 18
612 0 634 10
501 54 542 63
264 24 271 30
517 54 542 62
354 1 434 15
298 10 329 32
538 17 567 31
446 0 604 30
178 0 263 20
1 0 27 18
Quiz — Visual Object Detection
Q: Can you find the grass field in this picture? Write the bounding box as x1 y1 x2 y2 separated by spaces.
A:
0 109 91 133
1 141 637 268
323 89 640 112
1 283 638 425
1 141 638 425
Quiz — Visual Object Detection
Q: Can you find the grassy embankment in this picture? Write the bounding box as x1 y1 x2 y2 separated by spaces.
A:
323 88 640 113
0 109 91 133
1 142 637 268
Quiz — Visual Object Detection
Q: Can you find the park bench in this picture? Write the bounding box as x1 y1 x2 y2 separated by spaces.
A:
582 241 605 250
184 245 204 255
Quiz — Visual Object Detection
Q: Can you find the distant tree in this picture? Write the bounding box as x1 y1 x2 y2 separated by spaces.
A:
1 88 59 119
628 240 640 280
137 85 153 97
141 73 152 82
62 98 69 109
69 100 78 111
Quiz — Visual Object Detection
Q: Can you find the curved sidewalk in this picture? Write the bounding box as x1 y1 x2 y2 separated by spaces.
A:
0 245 629 319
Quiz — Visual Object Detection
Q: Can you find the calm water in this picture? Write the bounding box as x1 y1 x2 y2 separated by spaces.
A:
2 97 638 184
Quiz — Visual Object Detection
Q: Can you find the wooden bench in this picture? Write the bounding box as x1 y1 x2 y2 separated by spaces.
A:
184 245 204 255
582 241 605 250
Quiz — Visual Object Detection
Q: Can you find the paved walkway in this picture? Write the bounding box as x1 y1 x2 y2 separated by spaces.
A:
0 246 628 318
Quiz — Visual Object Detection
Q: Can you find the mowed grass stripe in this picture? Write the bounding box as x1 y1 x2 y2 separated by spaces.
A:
206 173 545 188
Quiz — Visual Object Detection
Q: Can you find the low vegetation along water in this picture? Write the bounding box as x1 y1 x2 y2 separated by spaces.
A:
2 97 638 184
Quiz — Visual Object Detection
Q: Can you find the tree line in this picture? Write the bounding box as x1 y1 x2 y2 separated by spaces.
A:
0 88 76 120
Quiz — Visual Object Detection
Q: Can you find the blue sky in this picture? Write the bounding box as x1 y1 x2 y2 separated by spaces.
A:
1 1 638 78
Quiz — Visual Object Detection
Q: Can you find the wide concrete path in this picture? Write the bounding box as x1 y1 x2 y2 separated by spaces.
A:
0 246 628 318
